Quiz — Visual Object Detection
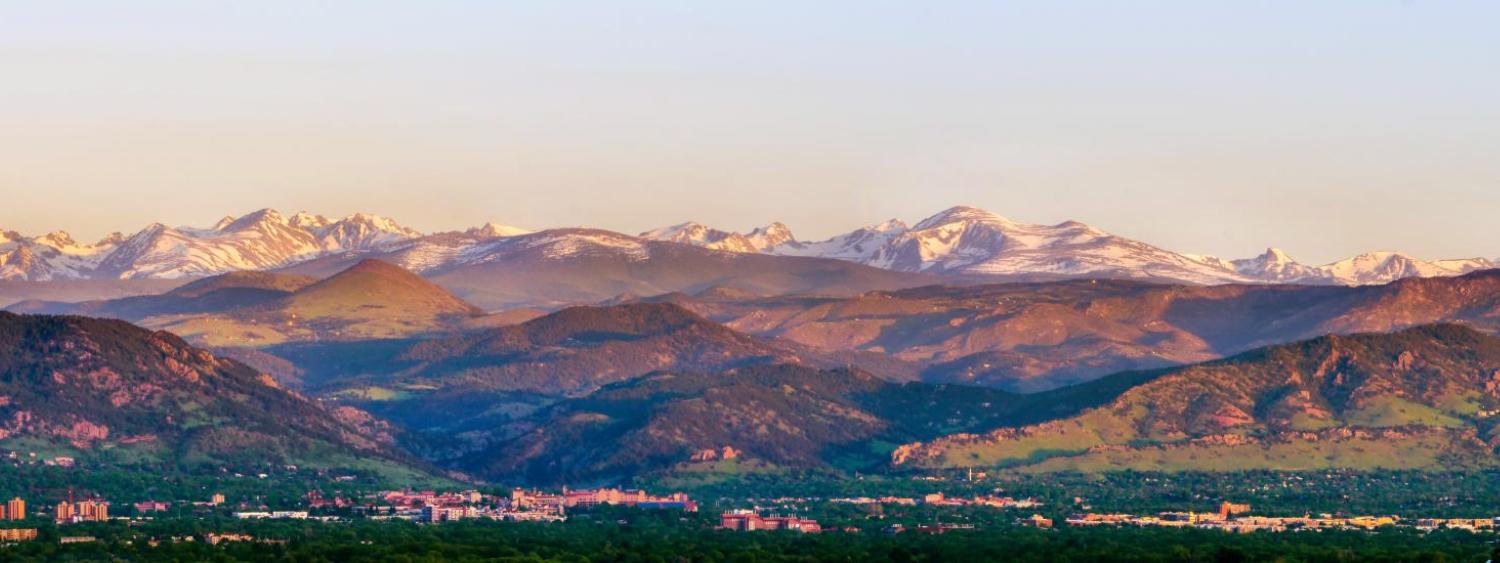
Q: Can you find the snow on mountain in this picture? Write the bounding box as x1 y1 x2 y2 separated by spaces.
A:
3 209 427 280
0 229 119 281
642 206 1498 286
465 222 533 238
4 206 1496 286
838 206 1249 284
745 222 796 250
287 212 331 231
1227 248 1325 282
301 228 654 276
311 212 423 252
652 206 1249 283
774 219 909 261
1318 252 1493 285
640 221 792 253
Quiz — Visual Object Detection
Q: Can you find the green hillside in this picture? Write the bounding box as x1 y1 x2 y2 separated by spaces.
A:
893 324 1500 472
0 312 432 481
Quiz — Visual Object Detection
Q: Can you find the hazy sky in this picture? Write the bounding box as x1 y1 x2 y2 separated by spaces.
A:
3 1 1497 264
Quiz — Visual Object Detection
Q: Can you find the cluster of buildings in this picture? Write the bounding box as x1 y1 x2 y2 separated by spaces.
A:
829 492 1041 509
233 511 312 520
2 451 75 468
360 487 696 524
882 523 978 535
1059 501 1487 533
55 499 109 524
372 488 533 523
135 494 226 514
203 533 289 546
718 509 821 533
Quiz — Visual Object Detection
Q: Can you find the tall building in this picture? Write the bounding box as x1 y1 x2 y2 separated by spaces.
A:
55 502 74 524
6 497 23 521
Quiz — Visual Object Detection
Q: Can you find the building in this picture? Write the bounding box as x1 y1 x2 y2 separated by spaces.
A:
915 523 975 534
718 509 821 533
5 498 23 521
0 528 37 542
54 502 73 524
562 488 697 512
134 501 170 513
510 488 566 513
1218 501 1251 520
234 511 309 520
1020 514 1053 528
210 494 226 506
422 505 477 523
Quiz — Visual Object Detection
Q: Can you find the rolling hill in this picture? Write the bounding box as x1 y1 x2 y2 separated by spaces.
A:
458 362 1162 484
264 302 920 463
5 271 318 319
0 312 426 477
891 324 1500 473
282 301 914 396
650 270 1500 391
134 259 483 347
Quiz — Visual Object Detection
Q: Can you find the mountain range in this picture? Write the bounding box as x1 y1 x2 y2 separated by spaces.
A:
5 206 1496 300
644 206 1498 286
14 271 1500 483
17 256 1500 395
10 204 1500 485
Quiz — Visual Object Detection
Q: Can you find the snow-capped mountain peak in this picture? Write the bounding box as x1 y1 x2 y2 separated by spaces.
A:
640 222 709 243
220 208 289 232
745 222 796 250
1318 251 1463 285
911 205 1014 231
35 231 77 249
1228 247 1320 282
466 222 533 238
640 222 767 253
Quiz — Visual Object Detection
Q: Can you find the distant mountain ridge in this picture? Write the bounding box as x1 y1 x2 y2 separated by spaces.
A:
646 206 1498 286
5 205 1494 288
1 208 529 281
8 259 485 347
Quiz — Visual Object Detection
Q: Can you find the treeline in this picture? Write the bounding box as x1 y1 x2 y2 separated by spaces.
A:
0 517 1492 562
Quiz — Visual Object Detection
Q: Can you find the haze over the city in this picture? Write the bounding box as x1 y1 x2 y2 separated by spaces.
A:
3 1 1498 264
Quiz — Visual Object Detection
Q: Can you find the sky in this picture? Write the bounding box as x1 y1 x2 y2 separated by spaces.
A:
2 1 1498 265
